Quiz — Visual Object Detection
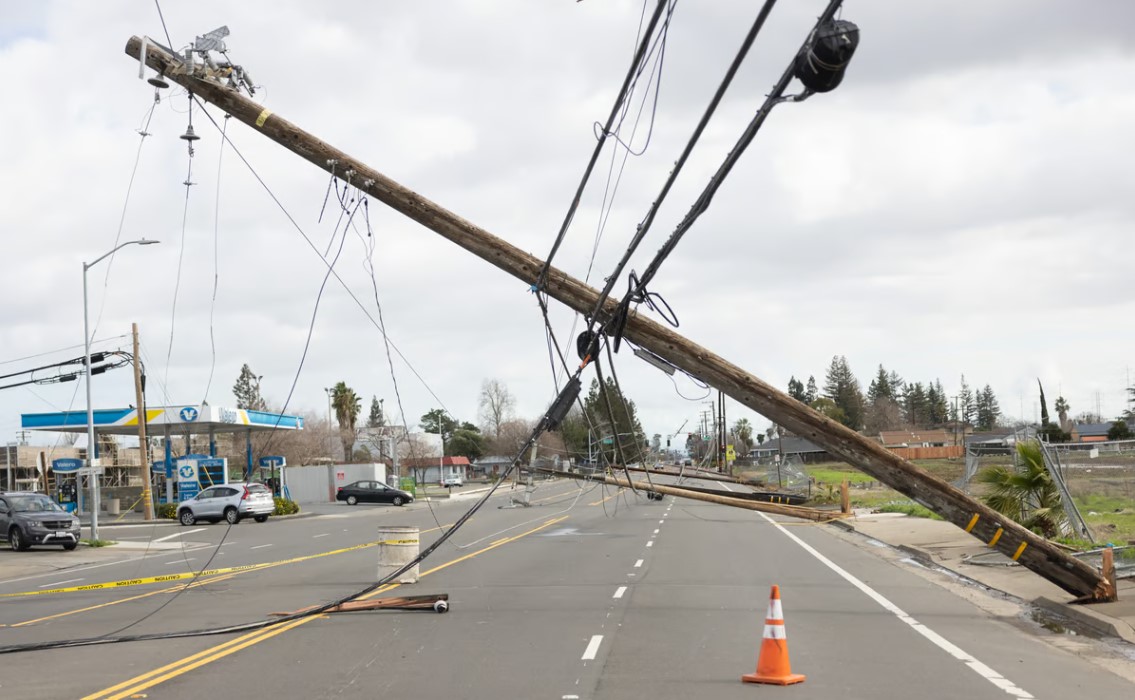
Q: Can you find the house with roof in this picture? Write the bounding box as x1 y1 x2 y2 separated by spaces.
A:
748 436 831 463
877 429 952 448
1070 422 1115 443
400 456 470 484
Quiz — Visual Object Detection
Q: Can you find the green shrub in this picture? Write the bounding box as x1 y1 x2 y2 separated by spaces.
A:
156 503 178 519
273 497 300 516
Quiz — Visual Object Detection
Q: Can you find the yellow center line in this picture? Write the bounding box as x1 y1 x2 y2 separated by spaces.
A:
84 515 570 700
588 489 623 506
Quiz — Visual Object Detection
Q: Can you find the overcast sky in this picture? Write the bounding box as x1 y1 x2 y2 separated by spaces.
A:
2 0 1133 453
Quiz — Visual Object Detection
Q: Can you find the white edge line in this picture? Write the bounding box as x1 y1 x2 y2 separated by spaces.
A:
613 586 627 599
154 527 206 543
581 634 603 660
756 512 1035 699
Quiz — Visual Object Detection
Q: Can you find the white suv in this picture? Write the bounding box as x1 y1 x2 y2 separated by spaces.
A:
178 483 274 525
442 475 463 487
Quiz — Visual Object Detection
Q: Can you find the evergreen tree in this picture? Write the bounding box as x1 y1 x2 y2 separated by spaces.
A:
823 356 864 430
958 375 975 425
804 376 819 404
975 384 1001 430
887 370 905 395
787 376 807 403
232 364 266 410
583 377 647 464
930 379 950 425
367 396 385 429
904 382 928 427
867 365 894 404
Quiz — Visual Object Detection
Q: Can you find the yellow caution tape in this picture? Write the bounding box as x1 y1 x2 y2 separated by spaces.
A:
376 539 418 545
0 540 379 598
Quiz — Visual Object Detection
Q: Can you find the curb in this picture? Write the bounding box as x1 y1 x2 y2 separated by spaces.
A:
831 516 1135 645
1033 596 1135 645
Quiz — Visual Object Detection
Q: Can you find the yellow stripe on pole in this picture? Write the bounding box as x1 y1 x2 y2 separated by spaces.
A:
965 514 980 532
987 528 1004 548
1011 542 1028 561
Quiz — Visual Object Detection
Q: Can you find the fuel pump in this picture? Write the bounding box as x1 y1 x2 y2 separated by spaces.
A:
56 475 78 513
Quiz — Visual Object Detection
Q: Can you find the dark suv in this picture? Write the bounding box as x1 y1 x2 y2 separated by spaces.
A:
0 492 82 551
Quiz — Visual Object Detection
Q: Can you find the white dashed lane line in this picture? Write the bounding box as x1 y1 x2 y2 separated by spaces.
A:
312 533 329 538
154 528 206 542
250 544 273 550
581 635 603 661
613 586 626 599
634 559 643 568
646 541 653 548
38 578 83 588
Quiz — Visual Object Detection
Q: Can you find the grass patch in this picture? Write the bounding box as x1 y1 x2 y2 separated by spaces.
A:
805 464 874 485
875 502 942 520
81 539 116 547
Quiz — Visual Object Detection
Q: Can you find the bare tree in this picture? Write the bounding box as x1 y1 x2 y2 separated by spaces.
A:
479 379 516 438
490 418 533 459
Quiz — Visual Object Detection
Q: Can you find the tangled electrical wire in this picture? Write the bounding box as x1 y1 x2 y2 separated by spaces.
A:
0 351 135 392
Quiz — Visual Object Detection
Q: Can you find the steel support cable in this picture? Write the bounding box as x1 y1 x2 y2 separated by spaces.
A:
535 0 672 290
202 115 230 405
583 0 782 329
605 0 844 351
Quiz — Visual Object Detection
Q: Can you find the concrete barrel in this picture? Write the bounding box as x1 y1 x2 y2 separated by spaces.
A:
377 526 419 583
106 498 121 515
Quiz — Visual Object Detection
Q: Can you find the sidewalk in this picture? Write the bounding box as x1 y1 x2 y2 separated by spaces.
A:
834 511 1135 644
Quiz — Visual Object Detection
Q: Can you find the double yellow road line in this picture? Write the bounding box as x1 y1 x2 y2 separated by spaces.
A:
81 515 569 700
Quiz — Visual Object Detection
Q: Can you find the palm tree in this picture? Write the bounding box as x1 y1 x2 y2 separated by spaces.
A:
331 382 362 461
976 440 1067 538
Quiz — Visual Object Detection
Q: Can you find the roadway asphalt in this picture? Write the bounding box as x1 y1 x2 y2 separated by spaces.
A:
1 477 1133 699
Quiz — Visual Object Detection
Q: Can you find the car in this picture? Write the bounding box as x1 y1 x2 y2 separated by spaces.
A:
0 492 82 551
336 480 414 506
177 482 275 526
441 475 463 487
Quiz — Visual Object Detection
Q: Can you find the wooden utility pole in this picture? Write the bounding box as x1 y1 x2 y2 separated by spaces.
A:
125 37 1110 601
132 323 153 520
546 469 835 522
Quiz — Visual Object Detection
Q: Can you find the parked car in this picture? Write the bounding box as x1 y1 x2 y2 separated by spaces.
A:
0 492 81 551
441 475 463 487
336 480 414 506
177 483 274 526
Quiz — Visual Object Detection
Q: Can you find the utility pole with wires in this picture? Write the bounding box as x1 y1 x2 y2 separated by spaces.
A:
125 34 1111 600
131 323 154 520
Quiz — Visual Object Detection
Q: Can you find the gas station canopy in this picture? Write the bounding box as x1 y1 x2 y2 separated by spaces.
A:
21 405 304 436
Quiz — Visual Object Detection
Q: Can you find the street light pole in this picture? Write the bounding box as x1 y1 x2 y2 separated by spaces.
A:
324 387 334 461
83 239 159 542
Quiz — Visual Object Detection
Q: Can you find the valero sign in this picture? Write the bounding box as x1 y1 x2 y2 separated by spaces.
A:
52 458 83 473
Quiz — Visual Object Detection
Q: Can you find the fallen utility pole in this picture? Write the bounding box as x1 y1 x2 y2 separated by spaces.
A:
545 469 833 521
125 38 1111 601
623 465 747 484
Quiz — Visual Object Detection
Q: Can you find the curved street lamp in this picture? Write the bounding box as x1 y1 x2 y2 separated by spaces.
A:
84 239 160 541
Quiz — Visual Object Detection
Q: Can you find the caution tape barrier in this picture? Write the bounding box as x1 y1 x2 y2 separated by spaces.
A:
0 540 380 598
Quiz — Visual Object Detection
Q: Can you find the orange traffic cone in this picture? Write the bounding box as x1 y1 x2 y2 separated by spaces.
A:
742 584 806 685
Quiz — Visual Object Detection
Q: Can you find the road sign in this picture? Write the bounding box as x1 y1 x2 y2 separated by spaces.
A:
259 455 286 468
725 444 736 462
177 459 200 502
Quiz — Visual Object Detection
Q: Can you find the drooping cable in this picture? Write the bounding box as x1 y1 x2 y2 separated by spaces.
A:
202 115 230 404
584 0 783 330
164 93 198 392
603 0 845 349
535 0 672 291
